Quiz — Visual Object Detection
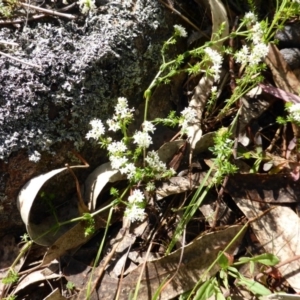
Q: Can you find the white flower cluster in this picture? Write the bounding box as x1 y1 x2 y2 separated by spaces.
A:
106 97 134 132
124 189 146 222
235 13 269 66
107 141 129 173
86 97 134 140
174 24 188 38
133 121 156 148
78 0 96 14
86 96 178 222
288 103 300 123
179 106 197 133
86 119 105 140
204 47 223 81
145 150 176 179
243 12 257 24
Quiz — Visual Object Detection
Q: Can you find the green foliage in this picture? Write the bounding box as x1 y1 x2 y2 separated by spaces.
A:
66 281 76 291
0 0 18 17
2 296 17 300
188 252 279 299
235 253 280 266
2 269 19 285
212 253 279 298
20 233 30 243
210 128 238 183
110 187 119 197
82 213 95 237
153 111 180 127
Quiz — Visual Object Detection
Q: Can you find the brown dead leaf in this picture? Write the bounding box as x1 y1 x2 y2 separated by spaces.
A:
226 173 299 204
155 172 214 200
17 164 89 246
76 225 245 300
227 174 300 293
84 162 126 212
41 210 114 267
265 44 300 94
12 261 60 296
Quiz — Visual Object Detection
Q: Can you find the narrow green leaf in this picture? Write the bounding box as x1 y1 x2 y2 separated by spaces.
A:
194 279 214 300
152 276 170 300
238 253 280 266
249 261 255 275
218 252 229 269
237 276 271 296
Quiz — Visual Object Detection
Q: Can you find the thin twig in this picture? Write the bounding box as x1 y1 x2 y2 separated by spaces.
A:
211 176 229 229
66 164 90 215
0 40 18 46
0 3 77 24
20 2 76 19
0 50 42 68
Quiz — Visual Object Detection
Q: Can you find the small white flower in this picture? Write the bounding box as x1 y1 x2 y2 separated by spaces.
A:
109 155 128 169
128 189 145 203
107 141 127 154
107 118 121 132
146 181 156 192
125 204 145 222
78 0 96 14
211 86 217 93
204 47 223 81
249 42 269 65
288 103 300 113
205 47 223 64
288 103 300 122
180 107 197 123
244 12 257 24
145 150 167 173
235 45 250 65
251 22 264 45
174 24 187 38
142 121 156 133
120 163 136 179
114 97 134 119
133 131 152 148
116 97 128 111
179 107 197 132
86 119 105 140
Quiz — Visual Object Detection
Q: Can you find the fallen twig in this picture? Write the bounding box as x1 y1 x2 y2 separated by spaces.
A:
20 2 76 19
0 50 42 68
0 40 18 46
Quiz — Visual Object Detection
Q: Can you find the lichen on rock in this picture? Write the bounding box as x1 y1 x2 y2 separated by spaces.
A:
0 0 169 161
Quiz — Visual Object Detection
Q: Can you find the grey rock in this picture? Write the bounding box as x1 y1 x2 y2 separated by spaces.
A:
0 0 187 233
280 48 300 70
274 23 300 49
